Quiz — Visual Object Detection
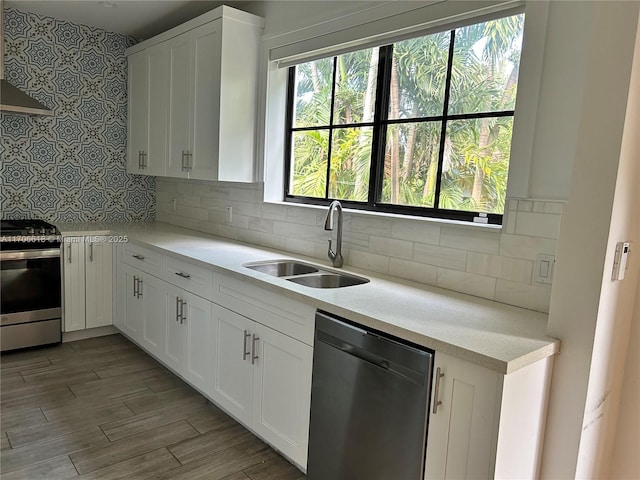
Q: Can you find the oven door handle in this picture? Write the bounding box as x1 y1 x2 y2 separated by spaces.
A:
0 249 61 261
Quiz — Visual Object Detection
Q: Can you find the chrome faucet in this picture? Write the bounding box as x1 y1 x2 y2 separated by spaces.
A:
324 200 344 268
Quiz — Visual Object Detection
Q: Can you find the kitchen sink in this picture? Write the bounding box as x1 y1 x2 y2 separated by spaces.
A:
244 260 369 288
286 273 369 288
243 260 319 277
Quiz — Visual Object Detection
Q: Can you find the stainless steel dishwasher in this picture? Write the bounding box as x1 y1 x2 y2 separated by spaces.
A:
307 311 434 480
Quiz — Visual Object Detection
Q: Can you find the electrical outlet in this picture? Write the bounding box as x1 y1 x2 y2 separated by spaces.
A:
226 206 232 224
534 254 555 285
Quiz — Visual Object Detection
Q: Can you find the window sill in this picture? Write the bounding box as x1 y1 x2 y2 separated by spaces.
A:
264 200 503 231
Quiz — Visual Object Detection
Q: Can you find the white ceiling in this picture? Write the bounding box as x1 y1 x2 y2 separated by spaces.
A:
5 0 251 39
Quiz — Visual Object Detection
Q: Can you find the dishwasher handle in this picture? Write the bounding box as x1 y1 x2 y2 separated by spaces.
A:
317 330 427 386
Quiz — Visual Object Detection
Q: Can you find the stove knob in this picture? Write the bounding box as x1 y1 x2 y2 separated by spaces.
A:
40 227 46 235
27 227 35 235
50 227 57 235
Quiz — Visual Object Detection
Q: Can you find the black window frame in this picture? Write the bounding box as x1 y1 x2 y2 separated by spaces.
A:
284 22 520 225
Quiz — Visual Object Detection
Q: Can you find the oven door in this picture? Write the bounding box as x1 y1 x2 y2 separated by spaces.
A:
1 248 62 326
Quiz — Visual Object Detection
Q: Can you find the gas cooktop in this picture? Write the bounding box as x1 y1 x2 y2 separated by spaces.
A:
0 220 61 245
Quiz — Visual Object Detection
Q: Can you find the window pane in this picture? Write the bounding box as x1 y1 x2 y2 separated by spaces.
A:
388 31 450 120
448 14 524 115
380 121 441 207
439 117 513 213
329 127 373 201
333 49 378 125
293 58 334 127
290 130 329 198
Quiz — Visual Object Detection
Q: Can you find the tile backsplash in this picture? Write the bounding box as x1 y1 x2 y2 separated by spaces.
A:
157 178 563 313
0 7 155 222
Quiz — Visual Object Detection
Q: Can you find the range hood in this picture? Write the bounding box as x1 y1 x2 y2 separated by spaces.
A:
0 1 53 115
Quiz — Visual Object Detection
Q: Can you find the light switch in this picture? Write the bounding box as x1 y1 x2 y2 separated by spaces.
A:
534 254 555 285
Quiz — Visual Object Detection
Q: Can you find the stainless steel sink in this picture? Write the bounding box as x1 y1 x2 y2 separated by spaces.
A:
287 273 369 288
244 260 319 277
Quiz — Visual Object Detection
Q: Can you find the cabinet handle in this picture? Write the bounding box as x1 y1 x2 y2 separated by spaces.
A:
132 254 145 261
181 151 186 172
186 151 193 170
180 300 186 324
142 151 147 169
243 330 251 360
432 367 445 415
67 244 72 263
137 278 143 299
251 334 259 365
175 272 191 279
133 276 138 297
176 296 181 323
138 151 142 169
89 243 94 262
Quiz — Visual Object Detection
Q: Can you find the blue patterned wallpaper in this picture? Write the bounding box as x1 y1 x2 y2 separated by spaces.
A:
0 8 155 222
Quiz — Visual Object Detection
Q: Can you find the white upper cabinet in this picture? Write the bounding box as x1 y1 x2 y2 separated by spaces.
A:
127 51 149 175
126 6 263 182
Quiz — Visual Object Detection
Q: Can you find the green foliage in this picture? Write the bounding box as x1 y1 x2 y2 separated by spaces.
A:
289 14 524 216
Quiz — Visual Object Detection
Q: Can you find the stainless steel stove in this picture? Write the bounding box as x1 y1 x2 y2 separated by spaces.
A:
1 219 63 352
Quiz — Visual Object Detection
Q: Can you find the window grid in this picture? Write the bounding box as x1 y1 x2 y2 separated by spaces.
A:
285 21 519 225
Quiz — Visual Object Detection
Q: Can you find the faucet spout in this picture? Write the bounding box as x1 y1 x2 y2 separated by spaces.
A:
324 201 344 268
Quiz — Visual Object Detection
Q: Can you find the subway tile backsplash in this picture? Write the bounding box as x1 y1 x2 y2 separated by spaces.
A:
157 178 562 313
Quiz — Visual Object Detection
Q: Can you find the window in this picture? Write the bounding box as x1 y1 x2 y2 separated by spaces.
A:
285 14 524 224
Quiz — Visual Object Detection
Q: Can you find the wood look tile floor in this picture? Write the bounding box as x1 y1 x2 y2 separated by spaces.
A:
0 334 306 480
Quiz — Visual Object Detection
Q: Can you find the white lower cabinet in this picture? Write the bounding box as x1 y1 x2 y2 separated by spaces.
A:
211 305 254 424
425 352 501 479
64 237 112 332
211 303 313 468
252 320 313 468
163 286 214 395
425 352 552 479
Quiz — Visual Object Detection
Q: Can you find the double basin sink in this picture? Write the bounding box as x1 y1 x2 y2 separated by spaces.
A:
243 260 369 289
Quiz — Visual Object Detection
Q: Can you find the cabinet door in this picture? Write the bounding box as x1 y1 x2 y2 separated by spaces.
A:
166 34 192 178
85 241 113 329
252 323 313 468
63 239 86 332
163 283 185 372
146 43 170 176
182 291 213 395
113 246 125 330
140 273 167 359
189 19 222 181
127 51 148 174
211 304 254 426
425 352 501 480
122 264 143 340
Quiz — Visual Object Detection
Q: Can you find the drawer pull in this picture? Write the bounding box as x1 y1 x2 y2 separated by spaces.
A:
243 330 251 360
175 272 191 279
251 334 259 365
432 367 444 415
132 254 145 261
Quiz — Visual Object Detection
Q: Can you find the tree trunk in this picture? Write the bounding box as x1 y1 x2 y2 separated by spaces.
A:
401 105 419 181
389 56 400 203
310 62 320 94
355 49 379 199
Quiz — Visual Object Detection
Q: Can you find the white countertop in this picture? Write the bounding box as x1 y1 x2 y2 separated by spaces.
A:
57 221 559 374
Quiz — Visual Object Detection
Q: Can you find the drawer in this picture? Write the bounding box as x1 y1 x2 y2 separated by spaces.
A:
163 255 213 300
121 243 163 277
213 275 315 345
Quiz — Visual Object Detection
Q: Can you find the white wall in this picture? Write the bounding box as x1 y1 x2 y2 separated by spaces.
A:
542 2 640 478
610 277 640 478
576 8 640 476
